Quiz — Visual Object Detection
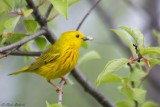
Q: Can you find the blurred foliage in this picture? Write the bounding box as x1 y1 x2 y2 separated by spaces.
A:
96 26 159 107
46 101 63 107
78 50 101 65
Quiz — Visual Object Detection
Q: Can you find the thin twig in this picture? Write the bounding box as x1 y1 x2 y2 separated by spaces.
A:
47 13 59 22
45 4 53 18
57 73 70 104
76 0 102 30
37 0 47 8
0 45 22 59
1 51 41 56
0 48 17 59
0 30 46 52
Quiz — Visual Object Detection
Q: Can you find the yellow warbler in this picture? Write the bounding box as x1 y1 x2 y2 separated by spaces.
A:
9 31 93 92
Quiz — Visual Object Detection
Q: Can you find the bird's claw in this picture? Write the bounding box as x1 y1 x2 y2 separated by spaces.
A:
56 87 64 94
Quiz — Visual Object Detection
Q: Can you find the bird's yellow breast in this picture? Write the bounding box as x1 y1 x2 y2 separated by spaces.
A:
36 48 78 80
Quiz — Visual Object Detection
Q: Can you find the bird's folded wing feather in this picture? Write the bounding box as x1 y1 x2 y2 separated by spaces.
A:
28 46 60 70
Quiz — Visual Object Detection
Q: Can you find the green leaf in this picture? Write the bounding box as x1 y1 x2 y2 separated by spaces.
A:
132 88 146 104
35 37 47 50
120 86 146 104
141 101 157 107
120 26 144 49
0 9 7 15
129 68 146 82
112 29 136 55
2 0 15 8
121 86 133 100
0 17 9 32
0 1 9 15
23 9 33 17
48 0 68 19
68 0 80 6
81 41 88 49
0 37 7 45
78 50 101 65
121 77 130 85
116 100 134 107
140 47 160 55
15 0 27 8
96 58 128 86
100 73 122 83
24 56 30 63
23 20 38 33
6 33 29 43
21 42 31 52
4 16 21 32
148 58 160 65
46 101 63 107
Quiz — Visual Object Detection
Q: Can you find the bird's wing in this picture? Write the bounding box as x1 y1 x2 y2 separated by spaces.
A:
28 46 60 70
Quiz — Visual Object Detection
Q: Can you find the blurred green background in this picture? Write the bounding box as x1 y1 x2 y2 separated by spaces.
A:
0 0 160 107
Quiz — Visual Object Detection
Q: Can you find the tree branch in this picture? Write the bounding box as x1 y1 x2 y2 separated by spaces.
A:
0 47 19 59
72 68 116 107
1 51 41 56
26 0 57 43
26 0 47 26
0 30 46 52
42 26 57 43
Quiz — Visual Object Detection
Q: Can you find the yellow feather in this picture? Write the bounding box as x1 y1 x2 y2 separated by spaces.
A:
9 66 29 75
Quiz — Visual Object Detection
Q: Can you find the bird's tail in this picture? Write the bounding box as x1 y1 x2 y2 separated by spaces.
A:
9 66 29 75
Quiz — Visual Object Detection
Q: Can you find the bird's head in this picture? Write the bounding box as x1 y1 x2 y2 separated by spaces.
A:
58 31 93 48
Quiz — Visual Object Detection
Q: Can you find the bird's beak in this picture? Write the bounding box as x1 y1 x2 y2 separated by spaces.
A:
82 36 94 41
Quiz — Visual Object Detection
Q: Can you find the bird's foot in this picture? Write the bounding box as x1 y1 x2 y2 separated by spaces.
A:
48 80 64 94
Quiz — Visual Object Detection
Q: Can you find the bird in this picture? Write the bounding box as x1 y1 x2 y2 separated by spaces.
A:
9 31 93 93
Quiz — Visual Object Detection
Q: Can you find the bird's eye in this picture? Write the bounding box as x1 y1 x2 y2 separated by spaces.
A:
76 34 79 38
